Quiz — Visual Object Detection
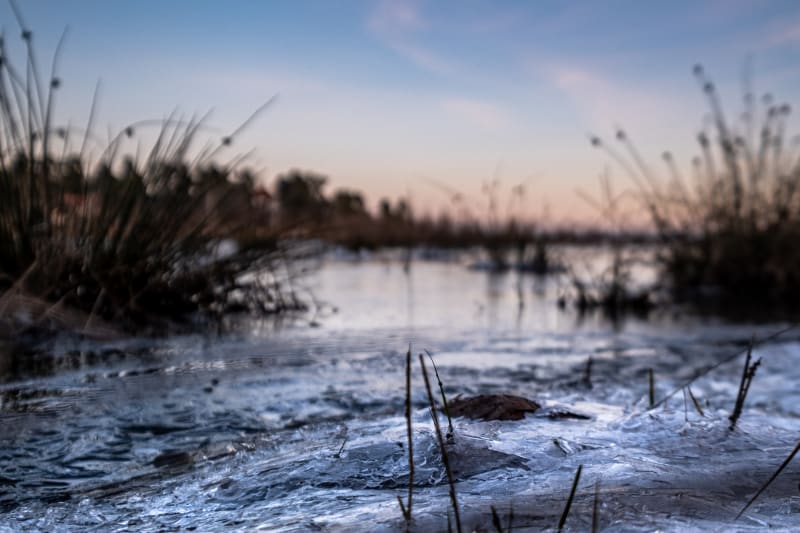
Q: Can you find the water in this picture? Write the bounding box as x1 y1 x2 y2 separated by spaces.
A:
1 249 799 531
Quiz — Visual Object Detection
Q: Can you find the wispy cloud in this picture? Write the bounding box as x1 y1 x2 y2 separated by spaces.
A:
441 97 510 131
762 18 800 48
545 63 695 134
367 0 425 34
366 0 458 76
388 41 457 76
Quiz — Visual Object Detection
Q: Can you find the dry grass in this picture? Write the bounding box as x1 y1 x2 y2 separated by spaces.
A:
0 12 299 336
592 65 800 308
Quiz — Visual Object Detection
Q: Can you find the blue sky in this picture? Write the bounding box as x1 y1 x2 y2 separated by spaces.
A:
4 0 800 224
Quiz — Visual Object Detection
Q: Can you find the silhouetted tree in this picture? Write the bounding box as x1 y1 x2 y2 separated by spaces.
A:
332 189 366 216
276 169 328 219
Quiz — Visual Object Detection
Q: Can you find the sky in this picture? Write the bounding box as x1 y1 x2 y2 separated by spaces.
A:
4 0 800 226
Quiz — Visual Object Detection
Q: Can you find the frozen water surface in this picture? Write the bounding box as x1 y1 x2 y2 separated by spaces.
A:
1 250 799 531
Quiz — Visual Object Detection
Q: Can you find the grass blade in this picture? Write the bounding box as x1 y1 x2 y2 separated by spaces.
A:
736 440 800 520
558 464 583 532
419 353 461 533
424 348 454 440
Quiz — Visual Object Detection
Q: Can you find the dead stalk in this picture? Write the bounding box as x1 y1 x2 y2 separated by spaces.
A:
425 349 454 440
729 338 761 431
397 346 414 527
419 353 461 533
652 325 795 410
687 386 705 417
736 440 800 520
557 464 583 532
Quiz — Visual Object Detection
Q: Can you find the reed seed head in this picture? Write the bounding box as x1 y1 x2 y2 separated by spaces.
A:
222 136 232 147
50 77 61 89
616 129 627 141
590 136 601 147
21 30 32 41
125 126 134 138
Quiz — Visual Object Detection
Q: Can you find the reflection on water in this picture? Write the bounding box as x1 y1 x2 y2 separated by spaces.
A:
308 247 661 336
1 249 799 531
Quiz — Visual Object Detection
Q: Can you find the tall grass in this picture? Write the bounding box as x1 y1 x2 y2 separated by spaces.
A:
592 65 800 306
0 14 297 335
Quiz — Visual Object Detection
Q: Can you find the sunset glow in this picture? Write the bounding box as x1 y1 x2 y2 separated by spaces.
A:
8 0 800 226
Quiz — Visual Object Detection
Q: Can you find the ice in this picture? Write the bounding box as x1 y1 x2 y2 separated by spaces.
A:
2 256 800 531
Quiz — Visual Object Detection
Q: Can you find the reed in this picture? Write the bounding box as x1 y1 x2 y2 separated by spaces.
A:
425 349 454 440
419 353 461 533
557 464 583 533
489 503 513 533
397 346 414 529
651 324 795 409
0 11 296 335
687 386 705 417
728 338 761 431
582 356 593 388
736 440 800 520
490 505 503 532
490 505 514 533
591 65 800 308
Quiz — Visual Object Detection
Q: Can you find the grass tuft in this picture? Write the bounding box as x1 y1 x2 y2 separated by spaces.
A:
0 12 296 336
592 65 800 309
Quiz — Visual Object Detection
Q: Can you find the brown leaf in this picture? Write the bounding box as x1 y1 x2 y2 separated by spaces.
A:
448 394 540 421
